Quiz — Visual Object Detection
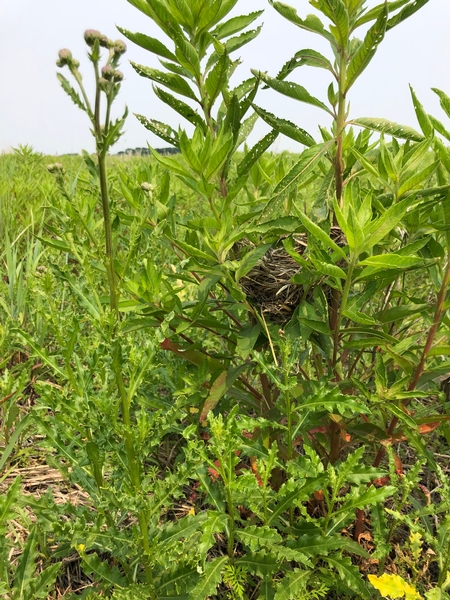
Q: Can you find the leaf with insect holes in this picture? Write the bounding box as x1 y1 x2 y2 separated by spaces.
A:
205 53 230 108
153 86 206 131
136 115 180 147
277 48 334 81
254 71 333 116
346 3 388 92
310 0 349 47
351 117 424 141
236 130 279 178
131 63 198 101
213 11 264 39
368 573 422 599
386 0 430 32
269 1 335 44
262 142 331 219
190 556 228 600
117 27 177 61
252 104 315 147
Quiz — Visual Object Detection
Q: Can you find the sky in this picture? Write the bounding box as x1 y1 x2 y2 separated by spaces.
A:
1 0 450 155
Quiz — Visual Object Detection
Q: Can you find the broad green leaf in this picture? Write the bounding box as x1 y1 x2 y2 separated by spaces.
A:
174 32 201 78
386 0 430 32
309 257 346 281
190 556 228 600
236 323 262 360
354 0 409 27
262 143 331 219
116 27 177 61
358 254 422 269
200 364 248 422
295 211 347 260
224 26 263 56
351 117 424 141
310 0 349 47
252 104 315 147
236 130 279 178
153 86 206 130
130 63 199 101
385 404 418 430
236 243 273 281
346 3 388 92
205 133 234 179
377 303 429 324
269 1 336 44
410 85 433 137
205 53 230 108
179 130 202 173
343 308 378 326
254 71 333 116
277 48 334 80
127 0 181 37
213 11 263 39
136 115 180 147
363 196 416 251
433 87 450 120
397 160 439 197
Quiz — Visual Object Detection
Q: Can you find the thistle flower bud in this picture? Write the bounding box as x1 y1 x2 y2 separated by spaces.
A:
98 77 109 92
101 65 115 81
56 48 73 68
47 162 65 174
113 40 127 55
113 70 124 82
84 29 103 47
99 34 111 48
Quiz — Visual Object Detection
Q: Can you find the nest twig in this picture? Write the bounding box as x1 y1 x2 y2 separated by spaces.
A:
238 227 346 324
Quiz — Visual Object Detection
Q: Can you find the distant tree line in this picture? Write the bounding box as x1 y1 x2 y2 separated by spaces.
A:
116 147 180 156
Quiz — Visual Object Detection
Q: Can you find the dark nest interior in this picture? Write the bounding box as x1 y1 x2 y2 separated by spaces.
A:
239 227 346 324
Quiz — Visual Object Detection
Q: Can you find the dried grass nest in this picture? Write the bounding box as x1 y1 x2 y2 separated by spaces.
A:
237 227 346 324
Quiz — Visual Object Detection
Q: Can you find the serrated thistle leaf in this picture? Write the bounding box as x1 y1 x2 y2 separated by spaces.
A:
368 573 422 599
236 525 282 552
324 556 370 598
273 568 310 600
190 556 228 600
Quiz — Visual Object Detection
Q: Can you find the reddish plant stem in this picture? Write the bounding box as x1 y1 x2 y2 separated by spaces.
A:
355 257 450 541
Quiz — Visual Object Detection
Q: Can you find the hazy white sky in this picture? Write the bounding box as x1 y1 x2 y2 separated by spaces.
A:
1 0 450 155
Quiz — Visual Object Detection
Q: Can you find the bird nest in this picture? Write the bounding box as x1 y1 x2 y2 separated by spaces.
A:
239 227 346 324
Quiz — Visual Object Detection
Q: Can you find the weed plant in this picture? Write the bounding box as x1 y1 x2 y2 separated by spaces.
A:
3 0 450 598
